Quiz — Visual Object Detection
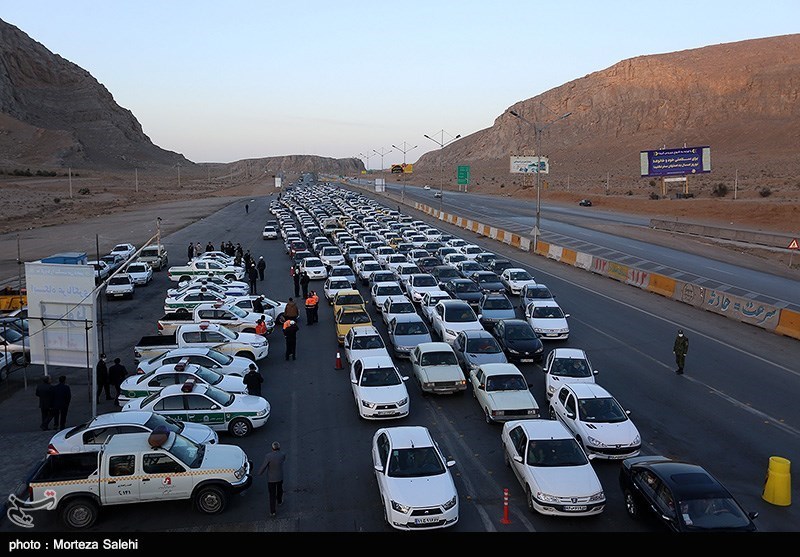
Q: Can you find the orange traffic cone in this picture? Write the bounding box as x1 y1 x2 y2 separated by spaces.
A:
335 352 343 370
501 488 512 524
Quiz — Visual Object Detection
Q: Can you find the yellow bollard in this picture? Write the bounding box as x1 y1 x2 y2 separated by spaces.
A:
762 456 791 506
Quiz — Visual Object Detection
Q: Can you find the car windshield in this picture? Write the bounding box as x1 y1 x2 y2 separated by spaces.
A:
194 366 224 385
322 247 341 256
206 350 233 365
339 311 370 324
485 374 527 391
363 263 381 271
108 276 130 286
412 276 437 287
228 305 248 318
377 285 403 296
167 433 205 468
388 447 445 478
527 287 552 299
394 321 428 336
578 397 628 423
466 338 501 353
677 497 753 530
360 367 401 387
445 307 477 323
532 306 564 318
460 262 481 271
129 265 148 273
510 271 533 281
337 294 363 305
144 413 185 435
331 268 352 277
455 282 480 293
204 385 235 407
483 297 513 310
305 259 324 268
352 336 385 350
330 280 351 289
505 324 536 340
389 302 415 314
527 438 589 467
551 358 592 377
420 351 458 366
216 326 238 340
477 274 500 284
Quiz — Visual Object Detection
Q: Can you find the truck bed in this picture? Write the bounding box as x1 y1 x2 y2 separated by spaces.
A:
30 452 99 483
136 334 179 348
159 313 194 323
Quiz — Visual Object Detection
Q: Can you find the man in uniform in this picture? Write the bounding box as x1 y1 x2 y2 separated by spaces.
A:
305 293 315 326
309 290 320 324
257 256 267 281
673 329 689 375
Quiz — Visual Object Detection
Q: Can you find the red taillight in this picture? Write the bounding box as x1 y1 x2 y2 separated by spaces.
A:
47 444 58 455
157 322 163 331
136 367 145 374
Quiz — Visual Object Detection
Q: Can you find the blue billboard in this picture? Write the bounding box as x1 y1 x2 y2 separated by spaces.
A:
640 146 711 177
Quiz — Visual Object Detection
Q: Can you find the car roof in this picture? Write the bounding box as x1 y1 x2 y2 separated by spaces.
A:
86 411 151 426
630 456 731 498
504 418 573 440
478 363 523 376
354 355 396 368
438 299 470 308
550 347 588 359
416 341 453 352
390 312 425 323
564 383 612 399
381 426 433 449
349 325 381 336
504 267 528 273
501 319 530 327
458 329 495 339
527 299 561 308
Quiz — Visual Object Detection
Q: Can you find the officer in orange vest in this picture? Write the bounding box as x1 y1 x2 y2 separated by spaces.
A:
305 293 316 326
255 316 268 337
309 291 320 324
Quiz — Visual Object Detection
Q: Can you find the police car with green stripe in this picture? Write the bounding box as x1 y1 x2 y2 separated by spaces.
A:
122 379 269 438
167 259 245 283
118 360 248 406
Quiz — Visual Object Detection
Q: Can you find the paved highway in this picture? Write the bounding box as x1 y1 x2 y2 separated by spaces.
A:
1 188 797 535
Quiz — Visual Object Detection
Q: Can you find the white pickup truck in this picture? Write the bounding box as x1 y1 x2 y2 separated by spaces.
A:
25 430 251 529
157 303 274 336
134 322 269 363
167 260 245 283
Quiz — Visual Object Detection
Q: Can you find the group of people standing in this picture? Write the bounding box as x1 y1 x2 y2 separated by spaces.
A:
35 375 71 431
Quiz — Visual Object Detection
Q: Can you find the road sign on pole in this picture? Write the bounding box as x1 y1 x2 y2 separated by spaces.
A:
457 165 470 185
788 239 799 250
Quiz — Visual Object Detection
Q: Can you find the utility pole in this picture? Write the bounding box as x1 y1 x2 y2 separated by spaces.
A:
69 167 73 199
424 130 461 212
373 147 393 194
392 141 418 205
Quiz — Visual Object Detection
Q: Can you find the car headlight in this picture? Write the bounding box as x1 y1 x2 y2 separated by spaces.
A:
361 400 378 409
508 348 519 354
588 490 605 502
445 328 456 337
256 409 267 417
391 500 412 514
632 435 641 446
547 385 556 396
397 397 409 406
586 435 606 448
442 495 457 510
533 327 545 333
536 491 560 503
234 463 247 479
535 346 543 353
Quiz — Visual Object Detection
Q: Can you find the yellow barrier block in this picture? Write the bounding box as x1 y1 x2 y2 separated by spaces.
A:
647 274 678 298
762 456 791 506
560 249 577 266
510 234 521 248
471 222 479 232
535 242 550 256
775 309 800 341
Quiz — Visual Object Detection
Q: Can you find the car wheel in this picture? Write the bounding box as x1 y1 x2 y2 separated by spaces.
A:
180 276 191 283
176 308 189 315
60 497 98 529
228 418 252 438
194 485 228 514
417 377 428 396
526 486 536 513
236 352 256 361
484 407 493 424
623 489 640 519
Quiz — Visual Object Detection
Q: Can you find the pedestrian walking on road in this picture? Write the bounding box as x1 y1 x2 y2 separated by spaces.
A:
283 319 299 361
245 203 249 214
300 271 310 299
258 441 287 518
257 256 266 281
52 375 71 430
243 363 264 398
292 265 300 297
96 353 112 402
248 264 259 294
109 358 129 406
35 375 54 431
187 242 195 260
673 329 689 375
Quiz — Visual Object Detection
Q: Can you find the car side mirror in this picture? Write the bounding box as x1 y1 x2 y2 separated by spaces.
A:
401 375 410 382
351 379 358 385
374 464 384 473
446 459 456 468
211 405 220 410
593 369 600 375
513 454 524 464
564 313 570 318
477 314 482 320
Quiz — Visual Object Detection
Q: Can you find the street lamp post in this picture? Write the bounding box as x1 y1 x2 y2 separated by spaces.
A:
424 130 461 212
392 141 418 204
508 108 571 251
373 147 393 195
358 152 371 186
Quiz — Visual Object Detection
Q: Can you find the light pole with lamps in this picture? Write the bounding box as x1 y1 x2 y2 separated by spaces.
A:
358 152 371 186
373 147 393 194
424 130 461 212
507 107 571 251
392 141 417 204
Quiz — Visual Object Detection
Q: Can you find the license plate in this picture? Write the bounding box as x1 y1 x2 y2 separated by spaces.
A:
415 516 440 524
375 410 395 416
563 505 587 511
520 358 534 363
545 333 559 337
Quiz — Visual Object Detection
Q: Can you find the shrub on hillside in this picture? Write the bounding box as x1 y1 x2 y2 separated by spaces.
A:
711 183 728 197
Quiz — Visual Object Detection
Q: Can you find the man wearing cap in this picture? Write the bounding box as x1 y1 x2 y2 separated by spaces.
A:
309 291 320 324
248 263 259 294
243 363 264 397
673 329 689 375
283 319 299 361
258 441 287 517
257 256 266 281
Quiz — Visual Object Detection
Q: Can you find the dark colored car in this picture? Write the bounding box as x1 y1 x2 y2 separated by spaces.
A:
471 271 506 294
488 258 514 275
430 265 463 286
490 319 544 364
474 252 497 269
441 278 483 307
579 199 593 207
619 455 758 532
417 256 443 274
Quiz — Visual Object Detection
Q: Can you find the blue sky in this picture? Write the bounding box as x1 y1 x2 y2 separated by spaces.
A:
3 1 798 166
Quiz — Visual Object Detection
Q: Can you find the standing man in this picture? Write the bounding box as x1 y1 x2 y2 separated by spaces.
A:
244 250 253 268
35 375 54 431
300 271 310 299
255 316 268 338
51 375 71 430
309 290 320 324
206 241 214 253
258 441 287 518
283 319 299 361
108 358 129 406
243 363 264 398
248 264 259 294
257 256 266 281
187 242 195 260
245 203 249 214
304 292 315 326
673 329 689 375
195 242 203 256
96 353 112 402
292 265 300 297
283 297 299 324
253 295 265 314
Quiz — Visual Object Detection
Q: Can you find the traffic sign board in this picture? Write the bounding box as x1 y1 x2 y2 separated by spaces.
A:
788 239 799 250
457 165 470 185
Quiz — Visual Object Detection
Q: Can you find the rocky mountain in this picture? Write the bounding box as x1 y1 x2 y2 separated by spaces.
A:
411 34 800 194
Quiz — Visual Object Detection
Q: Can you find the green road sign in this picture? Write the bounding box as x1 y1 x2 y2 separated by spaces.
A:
457 165 470 185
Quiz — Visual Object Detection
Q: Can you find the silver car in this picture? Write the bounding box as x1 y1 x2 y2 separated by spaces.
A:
452 329 508 373
387 313 432 358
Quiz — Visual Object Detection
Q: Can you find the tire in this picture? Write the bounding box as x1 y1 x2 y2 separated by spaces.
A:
180 276 191 283
229 417 252 438
623 489 640 519
176 308 189 315
194 485 228 514
236 351 256 361
526 486 536 514
224 274 237 281
484 407 493 424
59 498 99 529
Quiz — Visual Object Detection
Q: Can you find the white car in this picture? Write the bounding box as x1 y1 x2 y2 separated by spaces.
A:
319 245 346 268
343 325 390 364
357 260 383 286
549 383 642 460
135 348 254 377
350 356 410 420
167 280 248 300
542 348 598 401
374 246 397 266
87 259 110 283
468 363 540 423
126 261 153 286
118 361 248 405
328 265 356 287
423 185 431 190
110 243 137 262
123 380 270 438
163 288 231 314
387 313 433 358
429 299 484 345
299 257 328 280
394 263 422 292
381 296 417 326
370 281 405 310
409 342 466 395
500 268 537 296
172 275 249 295
48 411 218 454
443 252 467 266
525 300 570 340
262 225 279 240
384 254 409 273
324 276 355 304
459 244 483 260
371 426 459 530
501 419 605 516
105 273 134 300
406 273 442 304
419 290 452 324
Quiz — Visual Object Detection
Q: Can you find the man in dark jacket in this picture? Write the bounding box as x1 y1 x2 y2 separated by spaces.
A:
52 375 72 430
96 353 112 402
283 319 299 361
108 358 129 406
300 271 310 299
292 265 300 297
257 256 267 281
248 264 259 294
243 363 264 397
187 242 195 260
35 376 54 431
673 329 689 375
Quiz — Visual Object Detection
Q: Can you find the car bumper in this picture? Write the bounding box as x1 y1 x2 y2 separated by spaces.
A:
360 403 410 420
535 331 570 340
421 382 467 395
388 504 459 531
531 499 605 517
506 352 544 364
585 446 641 460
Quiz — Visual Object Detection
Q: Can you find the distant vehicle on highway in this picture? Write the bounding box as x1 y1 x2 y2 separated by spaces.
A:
579 199 593 207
